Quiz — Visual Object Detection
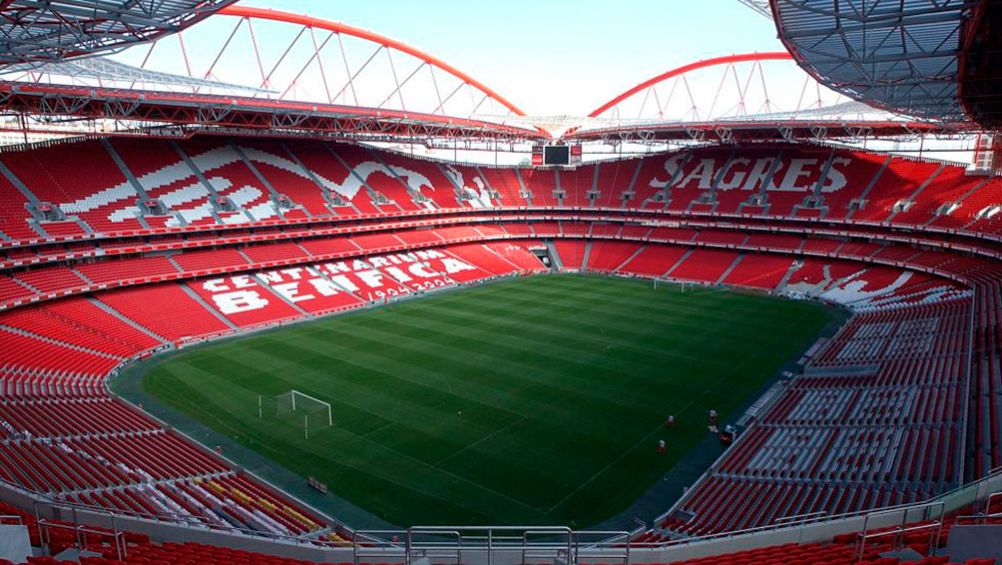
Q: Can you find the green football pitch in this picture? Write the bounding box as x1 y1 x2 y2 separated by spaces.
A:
139 274 834 527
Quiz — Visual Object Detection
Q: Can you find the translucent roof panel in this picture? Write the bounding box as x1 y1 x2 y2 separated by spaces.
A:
0 0 238 66
772 0 976 122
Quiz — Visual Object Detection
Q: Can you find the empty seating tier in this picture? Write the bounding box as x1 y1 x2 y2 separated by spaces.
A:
0 136 1000 556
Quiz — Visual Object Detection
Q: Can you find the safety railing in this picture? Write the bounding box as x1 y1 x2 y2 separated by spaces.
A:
854 501 945 561
351 525 629 565
952 490 1002 526
953 511 1002 526
572 530 632 565
38 519 128 561
985 491 1002 515
0 514 24 526
773 511 827 525
2 458 1002 565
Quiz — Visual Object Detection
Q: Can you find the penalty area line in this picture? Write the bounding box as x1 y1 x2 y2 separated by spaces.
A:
434 416 526 466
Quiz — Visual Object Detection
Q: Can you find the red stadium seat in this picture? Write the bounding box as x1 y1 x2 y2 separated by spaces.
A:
0 136 1000 564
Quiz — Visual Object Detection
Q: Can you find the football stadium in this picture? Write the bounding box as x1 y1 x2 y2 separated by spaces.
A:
0 0 1000 563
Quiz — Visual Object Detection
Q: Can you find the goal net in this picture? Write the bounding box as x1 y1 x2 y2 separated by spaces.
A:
258 390 333 439
653 278 689 293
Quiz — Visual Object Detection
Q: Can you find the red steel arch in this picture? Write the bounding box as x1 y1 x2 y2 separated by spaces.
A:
588 52 794 118
217 5 526 116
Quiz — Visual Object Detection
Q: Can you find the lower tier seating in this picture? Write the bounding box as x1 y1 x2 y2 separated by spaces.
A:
3 492 1002 565
0 242 549 542
658 298 971 537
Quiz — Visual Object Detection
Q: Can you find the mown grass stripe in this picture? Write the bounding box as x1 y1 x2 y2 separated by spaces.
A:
141 274 834 527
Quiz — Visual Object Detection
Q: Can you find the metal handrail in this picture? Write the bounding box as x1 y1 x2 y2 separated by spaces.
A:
25 495 347 552
0 514 24 526
774 510 828 525
954 510 1002 526
854 500 945 561
573 530 632 565
351 529 407 565
985 491 1002 515
352 525 589 565
855 522 942 562
4 455 1002 561
38 518 128 561
521 528 573 565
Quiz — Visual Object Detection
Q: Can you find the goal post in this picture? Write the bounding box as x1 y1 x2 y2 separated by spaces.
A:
652 278 687 293
258 389 333 439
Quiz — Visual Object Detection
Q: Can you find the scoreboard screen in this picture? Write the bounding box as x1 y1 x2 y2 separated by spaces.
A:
543 145 570 166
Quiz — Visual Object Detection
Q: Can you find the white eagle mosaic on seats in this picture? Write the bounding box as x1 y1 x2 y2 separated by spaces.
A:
55 142 483 227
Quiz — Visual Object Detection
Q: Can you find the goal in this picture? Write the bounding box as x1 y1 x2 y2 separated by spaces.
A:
258 390 333 439
653 278 689 293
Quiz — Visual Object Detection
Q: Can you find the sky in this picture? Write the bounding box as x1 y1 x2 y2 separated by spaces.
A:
233 0 787 116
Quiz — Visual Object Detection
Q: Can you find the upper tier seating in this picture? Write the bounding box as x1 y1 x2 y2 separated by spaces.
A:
853 158 945 222
957 178 1002 233
560 166 594 208
286 142 380 215
522 168 560 207
0 140 999 244
333 144 421 211
108 138 200 229
478 166 526 206
594 158 642 208
0 140 134 234
230 139 334 218
0 173 41 241
378 150 466 209
172 138 283 224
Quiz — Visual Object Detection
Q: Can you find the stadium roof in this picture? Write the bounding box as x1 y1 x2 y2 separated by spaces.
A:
0 82 543 142
737 0 774 18
0 0 238 67
958 0 1002 128
770 0 981 124
3 56 271 93
0 1 984 145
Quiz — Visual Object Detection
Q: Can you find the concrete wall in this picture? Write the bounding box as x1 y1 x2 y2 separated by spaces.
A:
0 524 31 564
